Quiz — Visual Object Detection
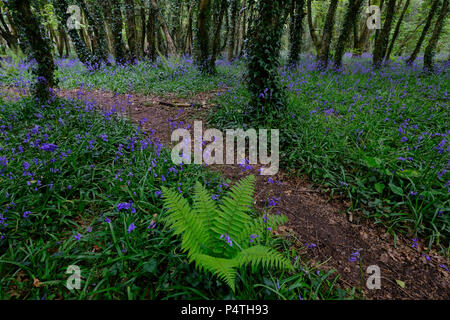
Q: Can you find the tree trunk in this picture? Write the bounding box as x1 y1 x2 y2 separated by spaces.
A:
288 0 306 66
238 0 247 57
53 0 99 68
307 0 320 53
333 0 364 69
48 25 63 57
150 0 177 56
211 0 228 70
184 4 194 55
140 7 146 58
59 24 70 57
147 5 157 61
104 0 127 64
0 7 19 51
196 0 213 73
384 0 410 61
247 0 286 125
79 0 109 64
317 0 339 70
8 0 56 102
424 0 449 73
406 0 440 65
124 0 139 60
372 0 396 68
227 0 239 62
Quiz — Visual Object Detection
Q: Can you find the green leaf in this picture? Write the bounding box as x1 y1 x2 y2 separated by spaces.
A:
363 156 381 168
389 183 403 196
142 259 158 275
374 183 385 193
396 280 405 288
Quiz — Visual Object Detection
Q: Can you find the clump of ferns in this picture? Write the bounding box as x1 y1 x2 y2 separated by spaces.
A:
161 175 293 291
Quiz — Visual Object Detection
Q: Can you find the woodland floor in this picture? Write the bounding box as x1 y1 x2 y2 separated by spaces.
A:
3 86 450 300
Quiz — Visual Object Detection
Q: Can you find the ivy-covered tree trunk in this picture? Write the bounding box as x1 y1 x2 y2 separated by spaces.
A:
8 0 56 102
78 0 109 65
423 0 449 73
333 0 364 69
384 0 410 61
317 0 339 70
53 0 99 68
372 0 396 68
288 0 306 66
196 0 213 74
246 0 286 125
104 0 127 64
89 1 110 64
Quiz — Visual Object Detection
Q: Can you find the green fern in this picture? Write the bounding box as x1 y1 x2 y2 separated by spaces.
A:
161 175 293 292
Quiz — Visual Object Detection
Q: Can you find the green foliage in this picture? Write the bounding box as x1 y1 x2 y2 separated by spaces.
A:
162 175 293 291
246 0 288 126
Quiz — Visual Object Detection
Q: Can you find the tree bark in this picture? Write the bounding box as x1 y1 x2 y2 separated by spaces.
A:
79 0 109 64
197 0 212 73
124 0 139 60
247 0 286 124
0 7 19 51
53 0 99 68
384 0 410 61
424 0 449 72
104 0 127 64
8 0 56 102
150 0 177 56
227 0 239 61
211 0 228 70
334 0 364 69
372 0 396 68
317 0 339 70
307 0 320 53
288 0 306 66
406 0 440 65
146 4 157 60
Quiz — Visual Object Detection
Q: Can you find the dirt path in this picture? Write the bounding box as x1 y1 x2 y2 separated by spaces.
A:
3 86 449 299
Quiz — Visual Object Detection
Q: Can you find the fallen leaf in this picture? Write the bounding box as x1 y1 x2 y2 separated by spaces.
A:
396 280 405 288
33 278 42 288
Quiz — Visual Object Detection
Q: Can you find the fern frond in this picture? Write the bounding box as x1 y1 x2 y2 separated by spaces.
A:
161 176 294 293
161 186 205 255
213 175 256 255
191 253 238 292
234 245 294 272
193 182 219 254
